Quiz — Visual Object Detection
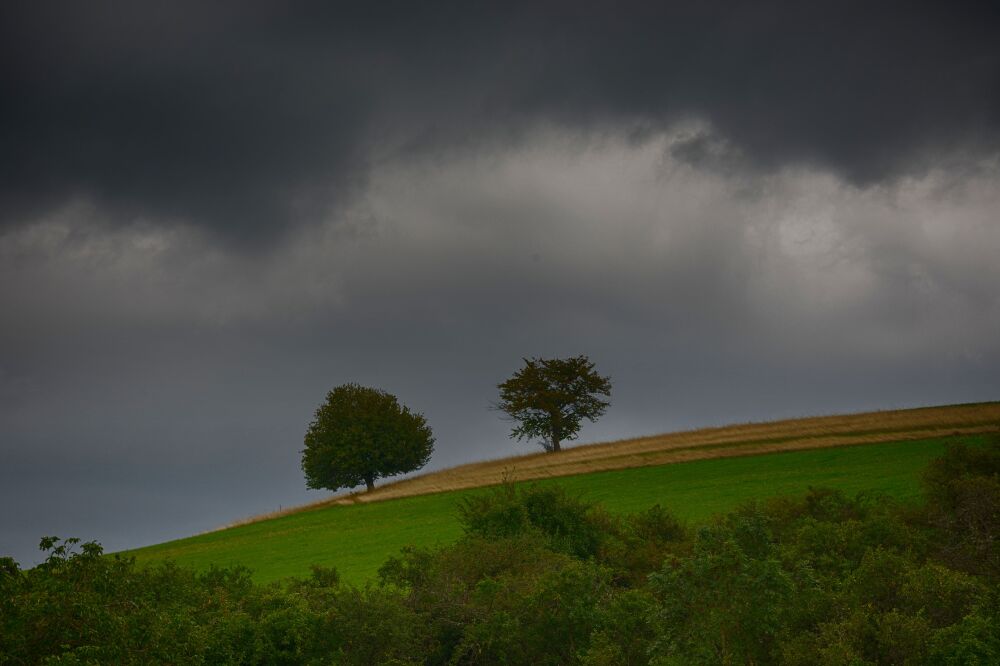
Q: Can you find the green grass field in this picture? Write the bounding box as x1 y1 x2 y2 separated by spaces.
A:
127 435 987 584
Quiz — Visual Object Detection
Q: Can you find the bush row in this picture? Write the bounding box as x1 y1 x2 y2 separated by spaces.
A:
2 437 998 664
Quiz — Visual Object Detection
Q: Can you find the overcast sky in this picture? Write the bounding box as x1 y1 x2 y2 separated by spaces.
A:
2 1 999 566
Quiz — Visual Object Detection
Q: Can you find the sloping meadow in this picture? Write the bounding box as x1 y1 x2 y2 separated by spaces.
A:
127 403 1000 584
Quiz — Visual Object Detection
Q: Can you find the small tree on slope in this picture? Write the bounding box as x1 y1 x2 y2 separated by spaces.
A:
497 355 612 453
302 383 434 492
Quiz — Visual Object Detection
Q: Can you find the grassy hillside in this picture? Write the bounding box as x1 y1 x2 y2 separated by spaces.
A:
282 401 1000 509
20 433 1000 665
128 430 998 584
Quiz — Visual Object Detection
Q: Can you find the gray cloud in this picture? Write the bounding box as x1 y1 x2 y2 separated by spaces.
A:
2 1 999 244
2 4 999 567
2 129 998 564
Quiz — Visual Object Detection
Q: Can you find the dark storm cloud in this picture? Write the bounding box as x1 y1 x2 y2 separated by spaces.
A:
2 1 1000 568
2 128 999 566
2 1 999 242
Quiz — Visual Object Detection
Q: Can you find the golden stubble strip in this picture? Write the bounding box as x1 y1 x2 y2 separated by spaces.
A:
221 402 1000 528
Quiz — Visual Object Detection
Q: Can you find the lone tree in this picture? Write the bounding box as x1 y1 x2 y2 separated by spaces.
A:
496 355 612 453
302 384 434 492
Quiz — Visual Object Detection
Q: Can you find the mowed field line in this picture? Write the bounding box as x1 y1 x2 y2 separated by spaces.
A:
227 402 1000 528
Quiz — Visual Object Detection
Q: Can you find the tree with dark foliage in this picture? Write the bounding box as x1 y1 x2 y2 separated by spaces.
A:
497 355 611 453
302 384 433 492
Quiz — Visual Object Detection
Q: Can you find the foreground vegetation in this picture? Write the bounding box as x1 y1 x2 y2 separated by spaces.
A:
132 435 979 583
3 436 998 664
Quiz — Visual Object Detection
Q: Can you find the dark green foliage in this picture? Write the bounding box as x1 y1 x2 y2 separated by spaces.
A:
580 589 659 665
456 483 533 540
600 504 689 587
302 383 434 492
928 587 1000 664
458 483 608 559
0 538 262 664
5 439 1000 665
379 533 579 664
922 436 1000 577
380 533 609 665
648 510 795 665
497 355 611 452
1 537 423 666
924 435 1000 504
455 559 611 665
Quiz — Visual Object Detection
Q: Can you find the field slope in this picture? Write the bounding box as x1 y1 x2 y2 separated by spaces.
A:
128 402 1000 583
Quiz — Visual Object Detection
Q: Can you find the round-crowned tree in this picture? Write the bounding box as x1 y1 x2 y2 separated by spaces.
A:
302 384 434 492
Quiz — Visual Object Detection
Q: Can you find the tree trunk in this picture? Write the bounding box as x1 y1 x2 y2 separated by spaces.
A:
365 474 375 492
551 437 561 452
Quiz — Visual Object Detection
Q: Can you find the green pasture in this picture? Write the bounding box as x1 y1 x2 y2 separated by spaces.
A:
126 435 987 584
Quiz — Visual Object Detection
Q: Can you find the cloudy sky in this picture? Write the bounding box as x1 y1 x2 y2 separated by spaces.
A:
2 1 999 566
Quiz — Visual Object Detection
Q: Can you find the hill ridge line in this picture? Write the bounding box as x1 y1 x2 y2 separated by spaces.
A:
220 401 1000 531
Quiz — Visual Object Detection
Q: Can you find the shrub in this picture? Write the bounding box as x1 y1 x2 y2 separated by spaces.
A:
458 484 606 559
923 437 1000 577
648 514 794 665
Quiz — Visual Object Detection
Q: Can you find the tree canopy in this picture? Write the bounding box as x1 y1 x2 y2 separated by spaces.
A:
496 355 612 452
302 384 434 492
